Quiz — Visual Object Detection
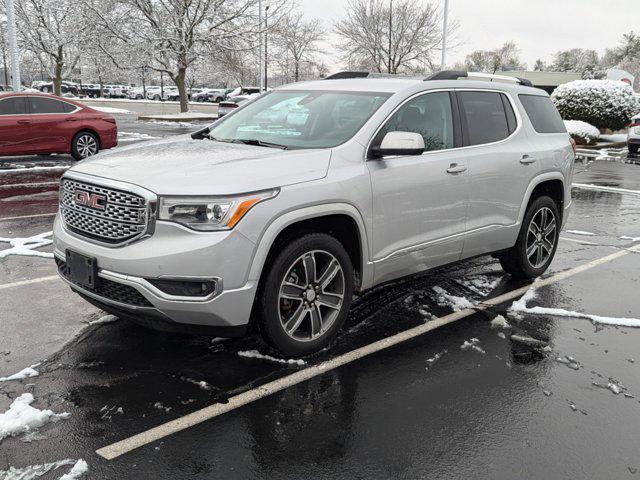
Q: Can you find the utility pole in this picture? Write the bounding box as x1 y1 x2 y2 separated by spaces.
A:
258 0 264 92
440 0 449 70
388 0 392 74
5 0 21 90
264 5 269 90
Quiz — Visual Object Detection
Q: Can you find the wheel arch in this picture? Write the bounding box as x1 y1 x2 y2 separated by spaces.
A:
246 204 372 295
517 173 566 226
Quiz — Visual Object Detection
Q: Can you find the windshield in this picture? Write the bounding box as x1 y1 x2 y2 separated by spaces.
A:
208 90 391 149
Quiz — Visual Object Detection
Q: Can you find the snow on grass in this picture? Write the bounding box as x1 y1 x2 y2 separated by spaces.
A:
0 364 40 382
146 120 199 127
0 459 77 480
0 231 53 259
237 350 306 366
460 338 485 354
490 315 510 329
510 285 640 327
431 286 474 311
0 393 70 443
92 105 133 114
566 230 596 236
58 459 89 480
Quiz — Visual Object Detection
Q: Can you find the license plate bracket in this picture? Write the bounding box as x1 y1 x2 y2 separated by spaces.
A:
65 250 98 289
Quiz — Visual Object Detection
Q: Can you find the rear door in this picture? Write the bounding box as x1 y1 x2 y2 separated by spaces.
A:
0 96 32 155
367 90 469 284
25 96 78 153
457 89 540 258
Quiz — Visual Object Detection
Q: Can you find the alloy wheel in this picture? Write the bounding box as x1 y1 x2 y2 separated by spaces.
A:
525 206 557 269
76 135 98 158
278 250 345 342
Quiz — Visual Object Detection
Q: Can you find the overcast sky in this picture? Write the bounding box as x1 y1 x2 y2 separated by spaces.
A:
299 0 639 70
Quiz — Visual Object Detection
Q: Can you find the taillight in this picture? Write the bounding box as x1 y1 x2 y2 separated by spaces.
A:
570 137 577 156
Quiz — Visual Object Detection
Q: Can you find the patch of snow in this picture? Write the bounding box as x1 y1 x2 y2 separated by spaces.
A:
490 315 510 329
181 377 213 391
0 231 53 259
0 393 70 442
146 112 216 120
460 338 485 354
153 402 172 413
147 120 199 127
509 285 538 312
58 459 89 480
566 230 596 236
237 350 306 366
117 132 161 143
620 235 640 242
457 274 502 296
0 364 40 382
426 350 447 369
0 165 69 174
607 381 623 395
0 459 76 480
88 315 118 325
92 105 132 114
564 120 600 144
515 303 640 328
497 332 506 339
431 286 474 311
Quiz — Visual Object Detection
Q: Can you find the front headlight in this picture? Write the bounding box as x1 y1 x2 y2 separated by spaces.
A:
158 189 278 231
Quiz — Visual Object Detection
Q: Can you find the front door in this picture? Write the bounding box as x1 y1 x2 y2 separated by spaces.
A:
24 95 74 153
0 96 32 156
367 91 469 284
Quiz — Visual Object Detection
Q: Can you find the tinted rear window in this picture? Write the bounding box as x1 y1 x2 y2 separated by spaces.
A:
518 94 566 133
459 91 513 145
0 97 27 115
27 96 67 114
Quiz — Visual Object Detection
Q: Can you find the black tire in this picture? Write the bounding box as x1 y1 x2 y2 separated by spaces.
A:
71 131 100 160
257 233 354 357
499 195 560 279
215 97 223 103
629 144 639 155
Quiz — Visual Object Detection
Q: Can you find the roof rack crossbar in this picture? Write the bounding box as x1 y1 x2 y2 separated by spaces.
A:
425 70 534 87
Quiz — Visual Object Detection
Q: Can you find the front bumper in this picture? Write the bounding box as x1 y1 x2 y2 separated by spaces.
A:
53 214 259 330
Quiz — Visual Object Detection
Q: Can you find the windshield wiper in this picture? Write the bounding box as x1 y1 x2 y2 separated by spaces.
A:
229 139 288 150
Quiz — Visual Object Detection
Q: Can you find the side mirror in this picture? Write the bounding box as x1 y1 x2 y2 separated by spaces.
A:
370 131 425 158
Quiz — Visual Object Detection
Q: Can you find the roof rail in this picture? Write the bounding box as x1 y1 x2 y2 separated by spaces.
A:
324 71 416 80
426 70 534 87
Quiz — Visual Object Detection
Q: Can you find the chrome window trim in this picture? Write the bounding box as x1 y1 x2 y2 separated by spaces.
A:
60 171 158 248
365 87 523 161
0 95 81 115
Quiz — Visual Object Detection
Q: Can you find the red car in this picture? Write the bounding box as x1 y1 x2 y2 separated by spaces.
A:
0 92 117 160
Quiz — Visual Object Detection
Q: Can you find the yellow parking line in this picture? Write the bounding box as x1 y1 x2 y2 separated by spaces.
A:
96 243 640 460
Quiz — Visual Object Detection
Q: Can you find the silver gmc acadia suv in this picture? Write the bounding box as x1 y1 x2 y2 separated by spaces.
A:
53 71 574 356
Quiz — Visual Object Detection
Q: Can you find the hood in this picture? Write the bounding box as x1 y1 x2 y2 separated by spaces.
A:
69 135 331 195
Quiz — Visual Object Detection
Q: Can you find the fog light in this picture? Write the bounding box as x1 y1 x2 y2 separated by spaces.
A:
146 278 218 298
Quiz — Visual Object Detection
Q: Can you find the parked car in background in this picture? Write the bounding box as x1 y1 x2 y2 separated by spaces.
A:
0 92 117 160
80 84 102 98
51 71 574 355
227 86 261 98
192 88 220 102
103 85 129 98
628 113 640 155
162 87 180 101
33 81 80 96
0 85 13 92
216 94 258 117
146 86 162 100
128 86 146 100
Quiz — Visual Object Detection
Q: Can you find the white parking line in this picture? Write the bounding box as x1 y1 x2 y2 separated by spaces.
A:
0 212 57 222
572 183 640 196
95 243 640 460
559 236 599 246
0 275 60 290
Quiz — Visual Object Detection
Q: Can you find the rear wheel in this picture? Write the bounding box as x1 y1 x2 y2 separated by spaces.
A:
71 132 99 160
257 233 354 357
499 196 559 279
629 144 639 155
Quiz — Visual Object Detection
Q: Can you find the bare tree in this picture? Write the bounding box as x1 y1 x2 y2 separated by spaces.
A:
334 0 452 75
550 48 601 78
273 11 324 82
11 0 88 94
464 41 525 73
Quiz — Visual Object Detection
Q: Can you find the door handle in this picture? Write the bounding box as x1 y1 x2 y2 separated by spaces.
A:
64 117 77 122
520 154 537 164
446 163 467 174
17 119 31 125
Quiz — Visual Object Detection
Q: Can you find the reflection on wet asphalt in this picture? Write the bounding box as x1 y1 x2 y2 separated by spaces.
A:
1 156 640 479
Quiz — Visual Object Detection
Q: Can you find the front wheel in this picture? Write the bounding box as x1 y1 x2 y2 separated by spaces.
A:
499 196 560 279
629 144 639 155
257 233 354 357
71 132 99 160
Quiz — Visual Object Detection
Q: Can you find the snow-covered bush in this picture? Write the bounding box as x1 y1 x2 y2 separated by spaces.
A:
551 80 637 131
563 120 600 145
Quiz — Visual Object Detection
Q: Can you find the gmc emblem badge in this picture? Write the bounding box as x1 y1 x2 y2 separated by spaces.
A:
73 190 107 211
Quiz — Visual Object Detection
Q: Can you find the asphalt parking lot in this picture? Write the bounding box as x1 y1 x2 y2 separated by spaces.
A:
1 126 640 479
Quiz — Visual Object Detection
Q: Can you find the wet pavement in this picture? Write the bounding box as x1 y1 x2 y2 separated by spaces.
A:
1 147 640 479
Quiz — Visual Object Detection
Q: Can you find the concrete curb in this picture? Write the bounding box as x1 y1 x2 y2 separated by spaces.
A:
138 115 218 122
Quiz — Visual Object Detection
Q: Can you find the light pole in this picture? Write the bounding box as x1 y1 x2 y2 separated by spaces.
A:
5 0 21 90
258 0 264 92
440 0 449 70
264 5 269 90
